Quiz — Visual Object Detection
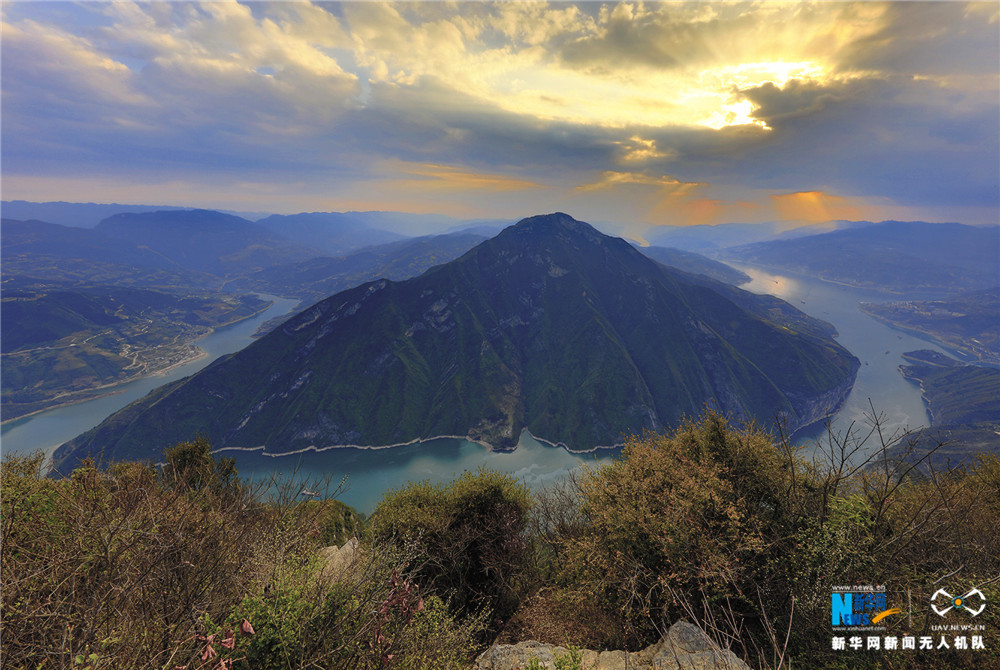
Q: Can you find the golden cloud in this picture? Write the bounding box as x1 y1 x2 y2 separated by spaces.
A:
771 190 864 224
576 171 704 194
388 162 546 193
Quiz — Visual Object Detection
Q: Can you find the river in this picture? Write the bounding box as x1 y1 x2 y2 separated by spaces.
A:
2 270 947 513
733 264 946 452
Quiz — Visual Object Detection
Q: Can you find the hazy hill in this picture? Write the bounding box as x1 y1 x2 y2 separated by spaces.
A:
644 220 866 252
2 285 269 419
240 233 488 305
1 218 217 289
55 213 858 467
636 245 750 285
256 212 408 256
95 210 313 276
723 221 999 294
1 201 192 228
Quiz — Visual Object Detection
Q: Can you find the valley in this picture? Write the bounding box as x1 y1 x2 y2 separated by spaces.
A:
884 351 1000 472
2 205 995 514
859 288 999 364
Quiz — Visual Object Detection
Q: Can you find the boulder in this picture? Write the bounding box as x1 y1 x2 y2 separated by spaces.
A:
317 536 358 578
474 621 752 670
651 621 752 670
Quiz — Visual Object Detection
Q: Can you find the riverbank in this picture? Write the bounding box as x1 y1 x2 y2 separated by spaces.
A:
1 295 299 459
1 295 276 424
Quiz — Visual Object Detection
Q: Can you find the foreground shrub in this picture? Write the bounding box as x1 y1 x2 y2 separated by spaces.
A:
212 540 484 669
560 413 791 646
368 467 533 624
2 448 483 669
551 411 1000 668
1 450 264 668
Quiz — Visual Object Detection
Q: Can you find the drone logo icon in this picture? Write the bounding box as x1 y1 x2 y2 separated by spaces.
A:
931 588 986 617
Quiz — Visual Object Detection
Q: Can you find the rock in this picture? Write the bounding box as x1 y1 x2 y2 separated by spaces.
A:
651 621 752 670
474 621 751 670
318 536 358 578
475 640 567 669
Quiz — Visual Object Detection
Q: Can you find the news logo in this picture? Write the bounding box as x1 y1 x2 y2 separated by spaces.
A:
931 588 986 617
831 588 898 627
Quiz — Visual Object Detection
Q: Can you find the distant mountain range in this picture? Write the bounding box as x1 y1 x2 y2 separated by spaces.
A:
644 220 867 252
94 210 314 276
255 212 408 256
636 245 750 285
55 213 859 469
236 233 489 308
1 201 197 228
722 221 999 295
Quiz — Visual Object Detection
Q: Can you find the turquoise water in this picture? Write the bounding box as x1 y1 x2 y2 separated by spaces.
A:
223 432 618 514
734 265 942 452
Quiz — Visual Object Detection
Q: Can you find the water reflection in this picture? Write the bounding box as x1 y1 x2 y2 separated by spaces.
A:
739 267 802 301
731 263 939 455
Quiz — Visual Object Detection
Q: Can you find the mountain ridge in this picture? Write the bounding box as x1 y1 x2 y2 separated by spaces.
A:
54 213 859 467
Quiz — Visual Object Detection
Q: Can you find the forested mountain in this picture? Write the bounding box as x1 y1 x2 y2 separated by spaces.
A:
56 213 858 467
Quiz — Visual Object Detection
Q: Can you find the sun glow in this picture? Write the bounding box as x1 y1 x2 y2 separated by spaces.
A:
473 58 831 131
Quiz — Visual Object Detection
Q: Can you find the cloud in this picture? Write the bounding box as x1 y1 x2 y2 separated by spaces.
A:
1 1 996 228
386 161 547 193
576 171 701 194
770 190 864 223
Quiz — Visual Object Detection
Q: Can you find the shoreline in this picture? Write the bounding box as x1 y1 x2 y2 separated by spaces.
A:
0 297 277 426
717 258 964 299
212 428 626 460
857 305 998 367
1 349 210 426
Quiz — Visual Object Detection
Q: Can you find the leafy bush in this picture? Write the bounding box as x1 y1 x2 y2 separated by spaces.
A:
368 467 533 624
1 449 263 668
560 413 786 645
217 547 483 669
2 444 484 669
162 435 238 493
547 411 1000 668
296 497 364 547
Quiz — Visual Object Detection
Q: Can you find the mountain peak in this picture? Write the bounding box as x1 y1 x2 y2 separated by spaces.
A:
508 212 602 238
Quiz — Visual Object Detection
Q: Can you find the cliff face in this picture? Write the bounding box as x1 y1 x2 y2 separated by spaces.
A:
56 214 858 468
783 363 859 435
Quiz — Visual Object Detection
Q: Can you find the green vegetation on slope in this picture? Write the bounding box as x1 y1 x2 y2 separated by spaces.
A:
884 351 1000 472
1 285 270 420
900 359 1000 426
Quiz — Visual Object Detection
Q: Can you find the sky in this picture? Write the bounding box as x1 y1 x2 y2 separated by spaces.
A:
2 1 998 239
